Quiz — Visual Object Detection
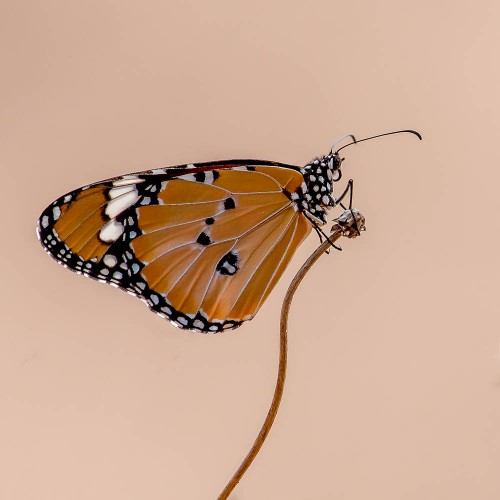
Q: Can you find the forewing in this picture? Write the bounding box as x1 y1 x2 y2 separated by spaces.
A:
37 161 311 332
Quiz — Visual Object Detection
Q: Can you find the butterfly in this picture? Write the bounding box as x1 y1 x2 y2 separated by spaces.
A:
37 131 420 333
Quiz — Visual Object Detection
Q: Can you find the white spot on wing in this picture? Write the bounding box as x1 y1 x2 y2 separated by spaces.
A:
112 176 143 186
105 190 139 218
99 220 124 243
41 215 49 228
103 254 117 267
53 206 61 220
109 185 136 199
193 319 204 329
179 173 196 182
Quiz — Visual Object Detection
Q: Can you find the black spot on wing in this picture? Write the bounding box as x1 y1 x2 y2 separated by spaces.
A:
216 251 239 276
224 197 236 210
196 232 212 246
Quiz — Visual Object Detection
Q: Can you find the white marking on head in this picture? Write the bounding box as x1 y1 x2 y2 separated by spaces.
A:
99 220 124 243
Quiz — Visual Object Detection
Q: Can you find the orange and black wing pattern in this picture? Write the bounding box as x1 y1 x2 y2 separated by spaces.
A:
37 158 341 332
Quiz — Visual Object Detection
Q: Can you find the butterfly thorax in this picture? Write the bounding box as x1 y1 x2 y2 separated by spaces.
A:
293 152 342 225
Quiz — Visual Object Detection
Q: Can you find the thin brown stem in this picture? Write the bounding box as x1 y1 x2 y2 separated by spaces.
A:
216 227 346 500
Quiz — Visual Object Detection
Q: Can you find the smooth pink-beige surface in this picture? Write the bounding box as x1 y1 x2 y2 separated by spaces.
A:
1 2 499 499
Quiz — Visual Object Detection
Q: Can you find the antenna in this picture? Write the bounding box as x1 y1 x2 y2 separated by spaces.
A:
335 129 422 154
330 134 357 153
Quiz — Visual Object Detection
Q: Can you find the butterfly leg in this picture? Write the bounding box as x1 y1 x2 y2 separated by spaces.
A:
306 214 342 252
335 178 354 210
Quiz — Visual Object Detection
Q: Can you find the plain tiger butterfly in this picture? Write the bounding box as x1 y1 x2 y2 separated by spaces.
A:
37 130 421 333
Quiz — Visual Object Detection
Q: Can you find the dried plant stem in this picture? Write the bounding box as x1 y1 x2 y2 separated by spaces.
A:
217 227 345 500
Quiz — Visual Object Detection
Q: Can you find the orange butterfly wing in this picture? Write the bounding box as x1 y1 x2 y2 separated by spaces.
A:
37 162 312 332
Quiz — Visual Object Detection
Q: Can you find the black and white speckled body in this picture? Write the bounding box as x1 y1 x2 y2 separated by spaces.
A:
292 152 342 224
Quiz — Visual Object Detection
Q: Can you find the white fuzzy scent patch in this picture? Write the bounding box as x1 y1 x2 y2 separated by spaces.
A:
99 220 124 243
103 254 117 267
105 190 139 218
53 206 61 220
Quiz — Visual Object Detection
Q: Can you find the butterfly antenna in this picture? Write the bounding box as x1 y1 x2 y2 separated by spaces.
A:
330 133 357 153
335 129 422 154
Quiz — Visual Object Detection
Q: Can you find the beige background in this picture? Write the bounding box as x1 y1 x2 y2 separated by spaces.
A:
1 1 499 499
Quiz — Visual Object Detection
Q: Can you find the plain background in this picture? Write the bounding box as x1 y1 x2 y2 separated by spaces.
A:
1 1 498 499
